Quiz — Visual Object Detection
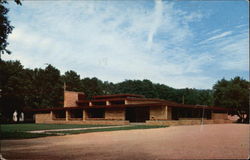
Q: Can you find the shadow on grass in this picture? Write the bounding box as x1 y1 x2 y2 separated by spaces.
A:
1 124 167 139
1 131 57 139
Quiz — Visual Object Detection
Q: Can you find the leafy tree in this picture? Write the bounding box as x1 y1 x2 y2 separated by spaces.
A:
102 81 116 95
0 60 26 122
8 66 62 108
213 77 249 123
197 89 213 106
62 70 81 92
31 65 63 108
172 88 213 106
0 0 21 57
2 59 237 123
81 77 103 99
112 79 213 105
114 79 158 98
154 83 175 100
140 79 159 98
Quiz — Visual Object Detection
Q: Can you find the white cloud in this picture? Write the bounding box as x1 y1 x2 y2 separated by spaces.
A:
199 31 233 44
207 29 221 35
2 1 248 89
147 0 163 49
207 31 232 41
197 29 249 71
218 37 249 70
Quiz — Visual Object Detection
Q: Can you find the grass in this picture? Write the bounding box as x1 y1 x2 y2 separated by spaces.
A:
0 123 114 139
1 123 167 139
1 131 52 139
1 123 112 132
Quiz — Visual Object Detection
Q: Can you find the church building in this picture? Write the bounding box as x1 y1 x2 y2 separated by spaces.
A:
28 91 232 125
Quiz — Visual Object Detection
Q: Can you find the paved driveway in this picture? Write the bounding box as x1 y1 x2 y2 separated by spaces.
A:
1 124 249 160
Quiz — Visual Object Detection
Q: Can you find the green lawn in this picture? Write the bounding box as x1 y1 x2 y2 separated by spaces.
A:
1 123 167 139
0 123 114 139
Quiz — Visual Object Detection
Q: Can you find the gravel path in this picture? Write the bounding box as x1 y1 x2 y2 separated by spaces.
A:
1 124 249 160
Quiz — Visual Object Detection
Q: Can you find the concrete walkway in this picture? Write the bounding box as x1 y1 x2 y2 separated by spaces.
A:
26 125 131 133
1 124 249 160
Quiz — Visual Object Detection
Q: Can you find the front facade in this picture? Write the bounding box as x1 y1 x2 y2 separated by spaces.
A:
31 91 232 125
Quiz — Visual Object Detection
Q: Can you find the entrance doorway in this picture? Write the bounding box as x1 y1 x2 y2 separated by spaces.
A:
125 107 149 122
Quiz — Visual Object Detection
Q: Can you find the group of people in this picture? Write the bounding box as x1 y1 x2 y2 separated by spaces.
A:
12 110 24 122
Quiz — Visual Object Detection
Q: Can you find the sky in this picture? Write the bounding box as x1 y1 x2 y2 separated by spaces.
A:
2 0 249 89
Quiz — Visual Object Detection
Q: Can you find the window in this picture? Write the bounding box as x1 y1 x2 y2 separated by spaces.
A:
87 108 105 118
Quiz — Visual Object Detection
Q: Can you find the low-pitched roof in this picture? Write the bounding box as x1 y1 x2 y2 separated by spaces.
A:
24 101 230 113
93 94 144 99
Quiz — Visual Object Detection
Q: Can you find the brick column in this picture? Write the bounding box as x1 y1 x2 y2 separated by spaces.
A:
125 100 128 105
106 101 111 106
83 109 87 121
50 111 54 120
165 106 168 120
66 110 69 121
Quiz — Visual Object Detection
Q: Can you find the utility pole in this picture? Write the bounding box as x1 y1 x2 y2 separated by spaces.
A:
64 82 66 92
182 95 185 104
63 82 66 108
197 104 208 131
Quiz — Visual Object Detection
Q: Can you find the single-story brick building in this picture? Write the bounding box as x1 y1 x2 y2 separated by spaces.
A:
27 91 232 125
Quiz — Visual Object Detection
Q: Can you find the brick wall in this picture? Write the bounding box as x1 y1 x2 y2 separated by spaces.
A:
35 112 233 125
35 113 52 123
64 91 84 107
149 106 167 120
212 113 228 120
105 108 125 120
146 120 179 126
126 100 160 105
146 119 233 126
35 118 129 125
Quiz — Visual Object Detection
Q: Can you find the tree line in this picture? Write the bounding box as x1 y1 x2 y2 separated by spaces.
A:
0 1 248 123
1 60 248 123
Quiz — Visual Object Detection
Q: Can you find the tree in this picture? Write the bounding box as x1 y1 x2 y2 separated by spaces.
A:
213 77 249 123
154 83 175 100
44 65 63 108
62 70 82 92
0 60 26 122
0 0 21 57
197 89 213 106
102 81 116 95
175 88 213 106
17 64 63 109
114 79 158 98
81 77 103 99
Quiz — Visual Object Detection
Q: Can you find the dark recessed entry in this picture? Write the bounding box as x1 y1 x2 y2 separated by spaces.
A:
125 107 149 122
87 108 105 118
